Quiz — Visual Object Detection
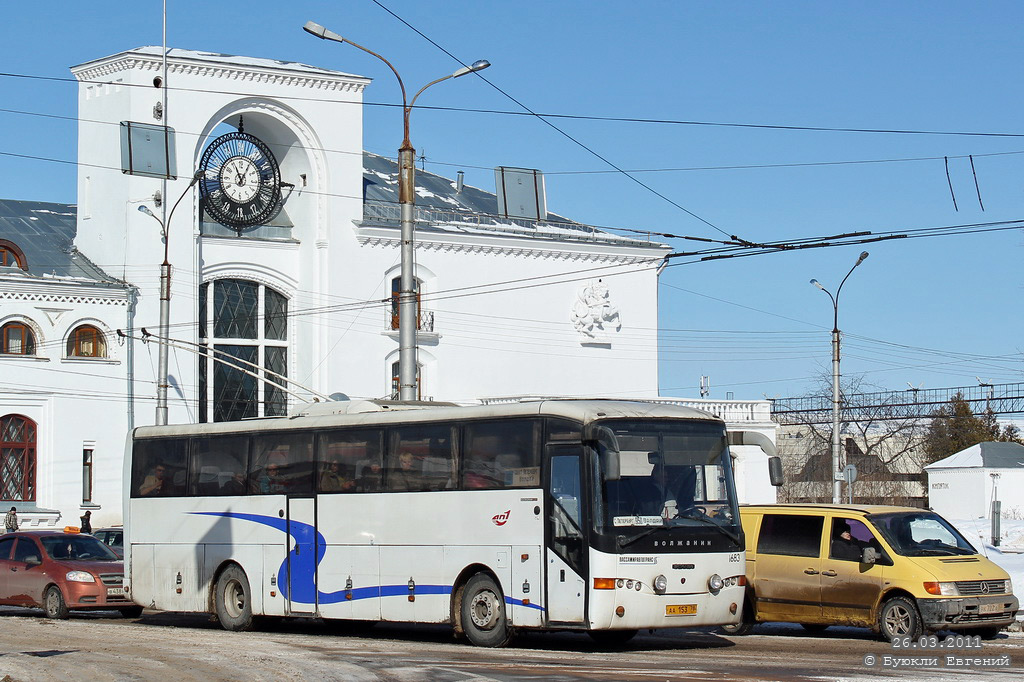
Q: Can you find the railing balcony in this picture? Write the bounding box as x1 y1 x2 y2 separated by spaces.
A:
387 309 434 333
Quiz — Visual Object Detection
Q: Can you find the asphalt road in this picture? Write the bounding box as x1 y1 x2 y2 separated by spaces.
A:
0 608 1019 681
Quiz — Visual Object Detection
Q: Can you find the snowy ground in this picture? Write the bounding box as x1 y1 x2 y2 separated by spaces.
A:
950 517 1024 624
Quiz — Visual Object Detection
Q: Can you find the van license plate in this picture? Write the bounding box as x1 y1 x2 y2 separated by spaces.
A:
106 587 124 597
666 604 697 616
979 603 1002 615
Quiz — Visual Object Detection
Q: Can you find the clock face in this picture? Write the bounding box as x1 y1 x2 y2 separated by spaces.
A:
199 132 282 229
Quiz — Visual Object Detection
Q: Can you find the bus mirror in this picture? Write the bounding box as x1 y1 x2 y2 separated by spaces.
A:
768 456 784 486
602 448 621 482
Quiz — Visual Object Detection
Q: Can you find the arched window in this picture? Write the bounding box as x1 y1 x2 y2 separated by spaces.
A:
67 325 107 358
1 322 36 355
390 276 423 330
0 415 36 501
0 240 27 271
390 360 422 400
198 279 289 422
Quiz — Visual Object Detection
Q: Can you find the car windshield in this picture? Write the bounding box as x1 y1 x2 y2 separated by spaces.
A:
595 419 740 535
40 535 119 561
868 511 977 557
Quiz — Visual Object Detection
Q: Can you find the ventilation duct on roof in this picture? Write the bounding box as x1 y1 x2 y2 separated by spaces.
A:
495 167 547 221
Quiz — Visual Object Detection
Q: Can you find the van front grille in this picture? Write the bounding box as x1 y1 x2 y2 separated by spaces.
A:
954 580 1007 595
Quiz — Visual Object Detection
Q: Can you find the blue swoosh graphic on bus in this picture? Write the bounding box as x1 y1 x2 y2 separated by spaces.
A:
190 511 544 611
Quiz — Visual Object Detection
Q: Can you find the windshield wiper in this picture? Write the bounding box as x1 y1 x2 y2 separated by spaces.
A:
616 526 665 548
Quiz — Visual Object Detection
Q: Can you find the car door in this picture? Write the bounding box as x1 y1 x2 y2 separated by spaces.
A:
820 516 886 627
9 537 46 606
751 513 825 623
0 536 16 604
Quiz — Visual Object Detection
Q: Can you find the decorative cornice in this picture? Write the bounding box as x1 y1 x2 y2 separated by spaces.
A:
355 231 659 265
72 52 368 94
0 291 129 306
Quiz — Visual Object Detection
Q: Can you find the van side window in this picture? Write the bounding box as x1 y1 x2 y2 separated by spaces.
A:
757 514 823 557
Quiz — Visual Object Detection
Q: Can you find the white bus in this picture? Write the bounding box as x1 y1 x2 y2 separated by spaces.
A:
124 399 748 646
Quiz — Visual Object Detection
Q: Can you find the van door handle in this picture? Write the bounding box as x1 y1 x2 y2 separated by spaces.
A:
821 570 837 577
803 568 819 575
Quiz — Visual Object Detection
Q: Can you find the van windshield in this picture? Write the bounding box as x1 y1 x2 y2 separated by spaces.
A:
868 511 977 557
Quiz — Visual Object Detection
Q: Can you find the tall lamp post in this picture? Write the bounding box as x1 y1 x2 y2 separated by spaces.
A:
303 20 489 400
810 251 869 504
138 171 203 425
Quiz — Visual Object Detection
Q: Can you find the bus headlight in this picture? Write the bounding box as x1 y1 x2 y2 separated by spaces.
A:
708 573 724 593
66 571 95 583
653 575 667 595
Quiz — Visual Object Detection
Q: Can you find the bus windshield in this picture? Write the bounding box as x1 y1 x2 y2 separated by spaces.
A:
595 420 739 536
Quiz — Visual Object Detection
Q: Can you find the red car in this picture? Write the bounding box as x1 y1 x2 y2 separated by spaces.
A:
0 530 141 619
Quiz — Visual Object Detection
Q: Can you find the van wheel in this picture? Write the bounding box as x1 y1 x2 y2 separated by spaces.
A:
588 629 638 646
215 565 254 632
458 573 512 647
801 623 829 634
879 596 922 641
44 586 69 620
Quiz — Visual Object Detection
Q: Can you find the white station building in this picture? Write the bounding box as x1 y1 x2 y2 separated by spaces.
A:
0 47 777 528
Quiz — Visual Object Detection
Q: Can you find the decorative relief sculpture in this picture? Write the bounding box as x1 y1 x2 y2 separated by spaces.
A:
571 279 621 343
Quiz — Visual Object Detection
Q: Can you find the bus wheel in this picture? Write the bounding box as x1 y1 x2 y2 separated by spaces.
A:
588 629 638 646
878 596 922 642
119 605 144 618
215 565 254 632
44 586 69 620
460 573 512 647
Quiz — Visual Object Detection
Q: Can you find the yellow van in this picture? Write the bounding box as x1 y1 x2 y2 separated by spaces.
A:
724 504 1018 641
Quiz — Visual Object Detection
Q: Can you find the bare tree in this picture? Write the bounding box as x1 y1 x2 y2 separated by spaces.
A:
775 375 927 506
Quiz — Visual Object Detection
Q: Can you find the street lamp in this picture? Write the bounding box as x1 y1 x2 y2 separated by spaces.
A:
810 250 869 504
303 20 489 400
138 171 204 425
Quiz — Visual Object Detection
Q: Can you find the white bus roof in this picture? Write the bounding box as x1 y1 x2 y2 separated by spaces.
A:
133 399 720 439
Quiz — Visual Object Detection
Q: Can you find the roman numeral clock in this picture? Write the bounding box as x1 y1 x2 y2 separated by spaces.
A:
199 129 283 233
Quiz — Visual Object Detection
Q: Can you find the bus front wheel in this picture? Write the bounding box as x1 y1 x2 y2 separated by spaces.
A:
215 565 254 632
459 573 512 647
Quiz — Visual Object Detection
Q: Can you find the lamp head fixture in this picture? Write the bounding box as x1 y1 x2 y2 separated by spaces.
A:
137 205 157 219
303 21 344 44
810 278 824 290
453 60 491 78
856 251 869 265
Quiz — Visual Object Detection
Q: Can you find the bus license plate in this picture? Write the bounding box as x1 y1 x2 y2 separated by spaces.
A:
979 603 1002 615
666 604 697 616
106 587 124 597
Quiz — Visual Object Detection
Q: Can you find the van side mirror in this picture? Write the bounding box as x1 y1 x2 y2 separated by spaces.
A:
768 456 784 486
861 547 878 565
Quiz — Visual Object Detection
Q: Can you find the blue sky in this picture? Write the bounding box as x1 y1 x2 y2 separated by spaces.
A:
2 2 1023 401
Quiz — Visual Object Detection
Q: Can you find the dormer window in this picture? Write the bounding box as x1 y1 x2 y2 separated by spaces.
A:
0 240 27 271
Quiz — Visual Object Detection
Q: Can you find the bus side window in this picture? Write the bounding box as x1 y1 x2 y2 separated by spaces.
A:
462 419 541 489
251 432 314 495
318 429 382 493
132 438 188 497
388 424 455 491
190 436 248 497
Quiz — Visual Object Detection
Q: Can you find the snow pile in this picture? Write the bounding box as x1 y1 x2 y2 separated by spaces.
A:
950 517 1024 624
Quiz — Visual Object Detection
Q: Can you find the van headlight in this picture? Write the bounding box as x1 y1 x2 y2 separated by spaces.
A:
65 571 95 583
923 581 958 596
1004 579 1012 594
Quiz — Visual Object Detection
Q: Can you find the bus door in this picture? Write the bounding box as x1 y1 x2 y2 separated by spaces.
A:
285 496 318 616
545 445 586 623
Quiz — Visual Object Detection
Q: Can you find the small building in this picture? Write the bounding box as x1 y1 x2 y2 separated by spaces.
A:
924 442 1024 520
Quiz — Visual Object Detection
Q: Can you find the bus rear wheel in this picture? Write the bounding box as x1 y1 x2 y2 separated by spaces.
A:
215 565 254 632
459 573 512 648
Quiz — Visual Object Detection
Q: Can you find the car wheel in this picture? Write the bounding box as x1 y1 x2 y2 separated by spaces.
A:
878 596 922 642
801 623 830 634
119 605 144 618
215 564 254 632
457 573 512 647
44 586 69 620
588 629 638 646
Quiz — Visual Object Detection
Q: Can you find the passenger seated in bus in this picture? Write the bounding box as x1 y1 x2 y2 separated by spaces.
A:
389 451 423 491
319 461 352 492
258 460 289 494
358 461 382 491
139 462 169 496
220 471 246 496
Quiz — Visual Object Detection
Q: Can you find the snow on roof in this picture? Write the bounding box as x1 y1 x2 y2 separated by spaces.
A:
924 441 1024 470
